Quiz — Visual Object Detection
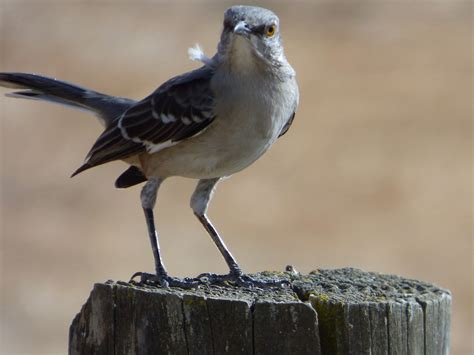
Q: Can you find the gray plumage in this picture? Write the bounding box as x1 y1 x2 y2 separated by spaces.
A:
0 5 299 286
0 72 135 127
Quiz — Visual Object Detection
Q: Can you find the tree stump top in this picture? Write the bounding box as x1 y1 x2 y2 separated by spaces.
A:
70 267 451 354
94 267 447 303
292 267 449 302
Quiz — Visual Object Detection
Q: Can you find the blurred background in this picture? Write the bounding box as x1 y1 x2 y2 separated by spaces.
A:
0 0 471 354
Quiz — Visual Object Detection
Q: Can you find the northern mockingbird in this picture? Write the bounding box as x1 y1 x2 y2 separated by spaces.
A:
0 6 299 287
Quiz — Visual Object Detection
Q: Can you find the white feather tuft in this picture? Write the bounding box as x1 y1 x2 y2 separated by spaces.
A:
188 44 212 65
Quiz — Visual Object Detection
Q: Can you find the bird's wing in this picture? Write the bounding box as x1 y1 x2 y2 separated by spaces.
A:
72 66 216 176
278 82 299 138
278 112 296 138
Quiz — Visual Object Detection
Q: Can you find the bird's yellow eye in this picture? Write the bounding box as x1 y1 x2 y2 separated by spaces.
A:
266 24 276 37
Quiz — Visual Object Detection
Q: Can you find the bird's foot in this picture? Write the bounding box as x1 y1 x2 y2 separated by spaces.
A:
197 270 290 288
195 271 238 285
129 271 200 289
237 273 291 288
129 268 291 289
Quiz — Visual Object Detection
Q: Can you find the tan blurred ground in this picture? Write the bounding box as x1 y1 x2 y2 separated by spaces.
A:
0 1 472 354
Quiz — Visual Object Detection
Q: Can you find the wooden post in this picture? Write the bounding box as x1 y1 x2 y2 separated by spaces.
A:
69 268 451 354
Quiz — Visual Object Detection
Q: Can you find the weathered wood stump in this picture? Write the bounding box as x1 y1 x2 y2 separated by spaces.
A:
69 268 451 354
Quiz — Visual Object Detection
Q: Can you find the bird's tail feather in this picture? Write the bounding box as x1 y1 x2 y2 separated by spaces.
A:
0 72 135 127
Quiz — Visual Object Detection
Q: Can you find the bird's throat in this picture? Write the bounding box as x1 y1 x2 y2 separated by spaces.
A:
228 36 259 73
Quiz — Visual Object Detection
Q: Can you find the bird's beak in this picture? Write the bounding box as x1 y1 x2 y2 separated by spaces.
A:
233 21 250 37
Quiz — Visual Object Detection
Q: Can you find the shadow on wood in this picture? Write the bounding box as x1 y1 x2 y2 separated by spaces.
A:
69 268 451 354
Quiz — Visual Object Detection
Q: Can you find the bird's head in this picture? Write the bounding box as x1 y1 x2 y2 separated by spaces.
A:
218 6 286 71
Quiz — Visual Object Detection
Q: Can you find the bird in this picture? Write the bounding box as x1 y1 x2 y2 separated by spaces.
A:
0 5 299 287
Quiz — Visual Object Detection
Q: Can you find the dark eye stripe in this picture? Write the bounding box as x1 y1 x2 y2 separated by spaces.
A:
252 25 267 35
223 20 233 31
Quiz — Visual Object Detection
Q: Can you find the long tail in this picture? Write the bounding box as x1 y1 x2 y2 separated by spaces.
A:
0 72 135 127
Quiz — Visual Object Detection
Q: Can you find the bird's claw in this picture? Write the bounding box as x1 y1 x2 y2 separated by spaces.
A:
130 272 200 289
196 271 239 284
238 274 291 288
197 271 290 288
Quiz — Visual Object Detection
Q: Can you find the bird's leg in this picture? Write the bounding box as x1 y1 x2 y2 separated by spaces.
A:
141 178 167 277
191 178 243 277
130 178 198 288
191 178 290 288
